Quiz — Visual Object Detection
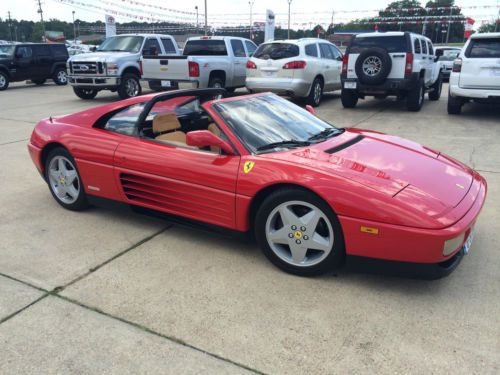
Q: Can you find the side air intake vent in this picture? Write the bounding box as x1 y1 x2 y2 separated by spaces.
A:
324 135 364 154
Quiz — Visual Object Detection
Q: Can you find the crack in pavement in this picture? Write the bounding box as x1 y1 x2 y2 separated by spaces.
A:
0 116 34 125
0 138 30 146
349 106 390 128
0 224 265 374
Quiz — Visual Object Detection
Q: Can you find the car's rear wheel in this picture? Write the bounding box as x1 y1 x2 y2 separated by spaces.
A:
73 87 98 100
0 71 9 91
118 73 141 99
45 148 88 211
447 90 462 115
428 72 443 101
406 79 425 111
255 188 345 276
341 89 359 108
53 68 68 85
33 79 46 85
306 78 323 107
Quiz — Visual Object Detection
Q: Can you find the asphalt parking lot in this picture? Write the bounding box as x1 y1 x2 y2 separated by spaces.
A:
1 82 499 374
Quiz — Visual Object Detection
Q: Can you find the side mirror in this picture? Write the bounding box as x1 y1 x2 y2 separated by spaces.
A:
305 105 316 115
186 130 234 155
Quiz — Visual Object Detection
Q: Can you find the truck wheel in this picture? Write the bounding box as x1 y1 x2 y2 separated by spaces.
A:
447 90 462 115
428 72 442 101
118 73 141 99
406 79 425 112
0 71 9 91
208 77 224 88
53 68 68 85
306 78 323 107
73 87 98 100
341 89 358 108
32 79 46 85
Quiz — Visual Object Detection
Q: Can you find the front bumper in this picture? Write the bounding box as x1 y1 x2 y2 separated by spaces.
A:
338 172 487 272
246 77 311 97
68 75 120 88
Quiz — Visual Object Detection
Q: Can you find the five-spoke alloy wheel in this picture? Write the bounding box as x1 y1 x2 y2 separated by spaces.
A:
256 188 345 276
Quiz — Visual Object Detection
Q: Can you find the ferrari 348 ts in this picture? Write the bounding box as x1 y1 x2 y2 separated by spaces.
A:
28 89 487 278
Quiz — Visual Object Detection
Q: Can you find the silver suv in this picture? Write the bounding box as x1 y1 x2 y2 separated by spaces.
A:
246 38 343 106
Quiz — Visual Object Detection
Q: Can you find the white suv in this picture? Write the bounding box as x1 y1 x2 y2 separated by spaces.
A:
341 32 443 111
448 32 500 114
245 38 343 106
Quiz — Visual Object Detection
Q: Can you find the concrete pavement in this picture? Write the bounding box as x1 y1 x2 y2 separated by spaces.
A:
0 82 499 374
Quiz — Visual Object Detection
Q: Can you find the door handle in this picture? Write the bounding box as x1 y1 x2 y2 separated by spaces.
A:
160 60 168 65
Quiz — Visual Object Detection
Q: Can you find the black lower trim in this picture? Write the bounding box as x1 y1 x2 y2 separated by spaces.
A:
342 73 420 97
325 135 364 154
345 249 465 280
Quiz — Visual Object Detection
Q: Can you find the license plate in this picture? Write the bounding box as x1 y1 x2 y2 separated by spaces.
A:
263 71 275 77
463 229 475 255
344 81 357 89
161 80 171 87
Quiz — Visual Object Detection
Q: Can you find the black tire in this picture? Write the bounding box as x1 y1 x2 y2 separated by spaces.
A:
306 77 323 107
208 77 224 88
148 80 165 92
428 72 443 101
341 89 359 108
32 79 46 85
118 73 141 99
406 79 425 112
44 147 89 211
73 87 98 100
0 71 9 91
355 47 392 85
53 67 68 85
255 188 345 276
447 90 462 115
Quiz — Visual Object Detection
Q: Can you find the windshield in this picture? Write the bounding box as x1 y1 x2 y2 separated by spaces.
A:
213 94 340 153
97 36 144 53
253 43 299 60
183 40 227 56
0 45 15 57
467 38 500 58
438 49 460 61
350 36 407 53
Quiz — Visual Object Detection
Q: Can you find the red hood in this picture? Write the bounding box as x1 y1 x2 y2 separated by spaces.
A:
263 129 474 219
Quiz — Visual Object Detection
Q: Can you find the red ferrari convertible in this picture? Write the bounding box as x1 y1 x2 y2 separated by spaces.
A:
28 89 486 277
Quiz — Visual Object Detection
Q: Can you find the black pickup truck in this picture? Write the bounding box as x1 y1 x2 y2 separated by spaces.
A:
0 43 69 90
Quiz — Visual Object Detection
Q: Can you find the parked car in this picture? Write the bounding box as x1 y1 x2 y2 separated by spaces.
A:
341 32 443 111
245 38 343 106
435 46 461 80
448 32 500 114
141 36 257 92
0 43 68 90
28 88 486 278
67 34 181 100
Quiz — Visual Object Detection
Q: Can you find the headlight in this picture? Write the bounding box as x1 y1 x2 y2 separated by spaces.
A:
443 234 465 256
106 63 118 75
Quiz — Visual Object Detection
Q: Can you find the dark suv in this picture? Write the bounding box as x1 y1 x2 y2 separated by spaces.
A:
0 43 69 90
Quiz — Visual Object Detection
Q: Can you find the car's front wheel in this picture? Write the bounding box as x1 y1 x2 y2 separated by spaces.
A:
428 72 442 101
255 188 345 276
45 148 89 211
406 79 425 111
118 73 141 99
73 87 98 100
53 68 68 85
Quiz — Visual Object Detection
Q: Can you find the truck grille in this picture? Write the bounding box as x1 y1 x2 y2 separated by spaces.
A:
71 61 104 75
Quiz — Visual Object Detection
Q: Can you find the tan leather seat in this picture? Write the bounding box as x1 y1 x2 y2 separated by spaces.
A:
207 123 221 153
153 112 187 146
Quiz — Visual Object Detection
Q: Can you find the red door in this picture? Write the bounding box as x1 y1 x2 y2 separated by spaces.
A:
113 138 241 229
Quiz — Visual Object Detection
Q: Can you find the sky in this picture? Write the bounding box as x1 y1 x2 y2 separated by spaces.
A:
3 0 499 29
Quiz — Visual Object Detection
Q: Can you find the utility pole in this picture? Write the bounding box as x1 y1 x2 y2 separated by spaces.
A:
204 0 208 36
72 10 76 43
249 0 255 40
36 0 46 42
195 6 199 31
287 0 292 39
399 4 403 31
446 5 453 44
496 1 499 32
7 11 13 42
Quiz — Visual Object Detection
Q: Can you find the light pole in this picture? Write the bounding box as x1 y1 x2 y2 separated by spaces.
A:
36 0 46 42
72 11 76 43
287 0 292 39
204 0 208 36
249 0 255 40
446 6 453 44
195 6 199 31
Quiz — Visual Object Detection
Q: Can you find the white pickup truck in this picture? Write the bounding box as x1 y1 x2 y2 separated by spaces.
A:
141 36 257 91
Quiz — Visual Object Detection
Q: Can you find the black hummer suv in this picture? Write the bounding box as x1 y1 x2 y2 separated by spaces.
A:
0 43 69 91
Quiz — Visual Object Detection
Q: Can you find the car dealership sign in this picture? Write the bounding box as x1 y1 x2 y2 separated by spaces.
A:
105 15 116 38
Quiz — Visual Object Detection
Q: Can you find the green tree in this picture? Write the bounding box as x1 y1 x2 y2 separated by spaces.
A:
478 21 498 33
